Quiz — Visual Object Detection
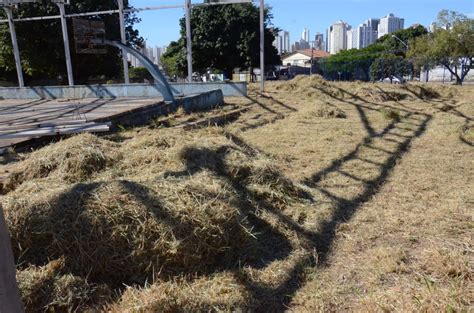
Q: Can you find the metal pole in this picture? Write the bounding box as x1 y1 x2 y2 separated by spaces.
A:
259 0 265 92
0 205 24 313
118 0 130 84
185 0 193 83
3 7 24 88
57 3 74 86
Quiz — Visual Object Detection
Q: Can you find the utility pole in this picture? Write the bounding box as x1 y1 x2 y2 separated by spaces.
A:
118 0 130 84
185 0 193 83
3 6 24 88
259 0 265 92
57 3 74 86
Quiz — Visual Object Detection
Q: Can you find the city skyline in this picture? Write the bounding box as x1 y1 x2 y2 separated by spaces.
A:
275 12 404 55
130 0 473 47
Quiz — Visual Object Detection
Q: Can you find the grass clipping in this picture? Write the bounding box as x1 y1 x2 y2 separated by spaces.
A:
2 128 305 294
2 133 120 193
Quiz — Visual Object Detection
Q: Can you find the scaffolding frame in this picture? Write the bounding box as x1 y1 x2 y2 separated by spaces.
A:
0 0 265 91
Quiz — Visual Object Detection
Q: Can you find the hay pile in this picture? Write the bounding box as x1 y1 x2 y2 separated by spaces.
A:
17 259 111 312
2 134 120 193
1 126 308 309
5 177 250 285
356 87 407 102
110 273 251 312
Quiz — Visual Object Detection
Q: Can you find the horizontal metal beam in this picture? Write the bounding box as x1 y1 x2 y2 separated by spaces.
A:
0 0 257 23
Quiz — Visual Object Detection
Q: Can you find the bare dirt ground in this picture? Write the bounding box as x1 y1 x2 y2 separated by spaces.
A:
0 77 472 312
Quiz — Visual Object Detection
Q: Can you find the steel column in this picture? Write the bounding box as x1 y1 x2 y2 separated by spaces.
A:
118 0 130 84
57 3 74 86
259 0 265 92
0 205 24 313
185 0 193 82
3 7 24 88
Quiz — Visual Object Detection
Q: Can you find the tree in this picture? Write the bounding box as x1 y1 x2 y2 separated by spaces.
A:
408 10 474 85
318 26 426 82
129 67 153 83
0 0 143 84
377 25 428 53
161 3 280 79
370 54 411 83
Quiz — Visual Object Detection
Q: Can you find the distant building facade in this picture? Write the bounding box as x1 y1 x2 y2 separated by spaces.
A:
329 20 349 54
378 13 405 38
129 42 166 67
273 30 291 55
302 28 310 43
281 49 330 67
315 33 324 51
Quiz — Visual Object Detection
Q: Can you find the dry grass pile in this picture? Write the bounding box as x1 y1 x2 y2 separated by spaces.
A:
1 126 308 309
403 83 458 100
2 133 120 193
17 259 111 313
267 75 461 107
111 273 251 312
4 175 251 285
357 87 407 102
271 75 347 99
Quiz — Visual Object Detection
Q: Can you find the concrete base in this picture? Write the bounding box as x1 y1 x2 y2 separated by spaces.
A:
93 90 225 128
0 82 247 100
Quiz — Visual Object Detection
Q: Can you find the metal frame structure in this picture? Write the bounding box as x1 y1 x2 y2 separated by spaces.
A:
0 0 265 91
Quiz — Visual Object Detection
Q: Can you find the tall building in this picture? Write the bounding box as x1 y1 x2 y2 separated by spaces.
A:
366 18 380 33
128 41 165 67
315 33 324 51
354 23 375 49
348 27 360 50
325 27 331 52
378 13 405 38
329 20 349 54
273 30 291 55
302 28 310 43
273 33 283 55
283 31 291 54
365 18 380 43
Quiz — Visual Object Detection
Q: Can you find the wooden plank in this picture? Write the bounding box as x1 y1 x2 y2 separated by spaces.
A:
0 205 24 312
0 123 111 139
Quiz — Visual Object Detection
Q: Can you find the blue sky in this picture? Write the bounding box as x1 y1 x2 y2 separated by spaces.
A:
130 0 474 47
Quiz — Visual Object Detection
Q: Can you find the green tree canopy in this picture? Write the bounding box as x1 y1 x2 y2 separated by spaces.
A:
0 0 143 84
319 25 427 81
377 24 428 53
408 10 474 84
161 2 280 79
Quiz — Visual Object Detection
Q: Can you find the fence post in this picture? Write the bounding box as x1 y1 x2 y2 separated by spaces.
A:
0 205 23 312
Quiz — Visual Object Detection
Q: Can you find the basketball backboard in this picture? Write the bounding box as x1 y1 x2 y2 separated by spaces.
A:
73 18 106 54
